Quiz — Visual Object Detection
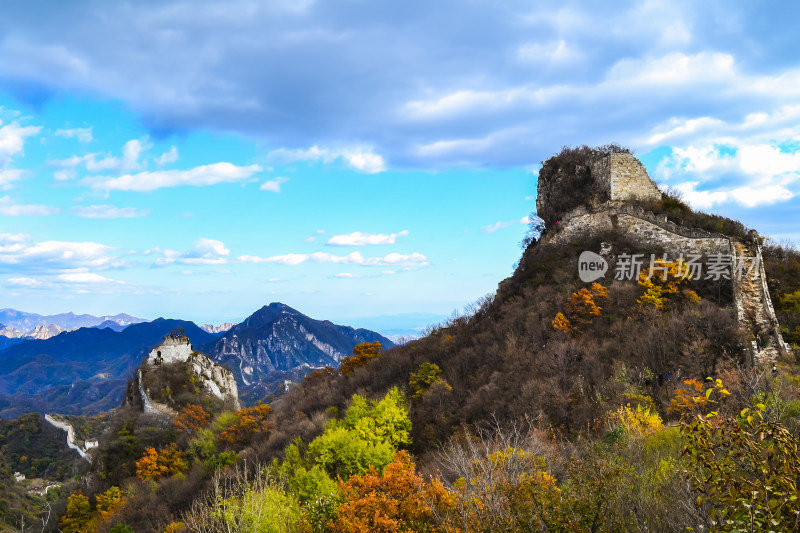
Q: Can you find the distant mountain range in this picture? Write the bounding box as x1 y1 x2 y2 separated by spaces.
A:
0 309 147 332
0 303 394 418
0 319 216 418
200 322 236 334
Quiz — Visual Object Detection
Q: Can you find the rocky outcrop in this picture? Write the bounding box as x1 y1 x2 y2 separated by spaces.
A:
0 324 23 338
26 324 67 340
200 323 235 334
133 336 240 415
0 323 68 340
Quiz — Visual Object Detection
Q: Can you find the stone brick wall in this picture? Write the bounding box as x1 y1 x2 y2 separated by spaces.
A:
148 337 193 365
590 152 662 203
553 207 731 256
617 214 731 255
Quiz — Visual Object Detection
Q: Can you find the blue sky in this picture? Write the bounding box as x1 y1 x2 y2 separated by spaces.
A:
0 0 799 329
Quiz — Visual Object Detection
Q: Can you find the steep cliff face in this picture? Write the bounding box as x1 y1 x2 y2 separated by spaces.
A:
0 323 69 340
0 324 23 338
26 324 67 340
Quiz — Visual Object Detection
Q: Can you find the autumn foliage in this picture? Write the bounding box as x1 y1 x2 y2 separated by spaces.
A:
638 259 700 309
340 341 383 376
136 443 188 481
681 380 800 530
218 404 274 446
95 485 125 522
669 378 730 418
331 451 453 533
408 362 452 399
173 403 211 434
607 403 663 438
553 282 608 333
60 490 92 533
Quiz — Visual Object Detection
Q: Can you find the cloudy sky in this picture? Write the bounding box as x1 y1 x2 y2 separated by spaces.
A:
0 0 798 329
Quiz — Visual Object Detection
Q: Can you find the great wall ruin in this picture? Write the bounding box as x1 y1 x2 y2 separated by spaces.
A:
537 150 791 363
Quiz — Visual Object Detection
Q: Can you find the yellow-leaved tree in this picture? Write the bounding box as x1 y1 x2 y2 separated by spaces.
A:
553 282 608 333
637 258 700 309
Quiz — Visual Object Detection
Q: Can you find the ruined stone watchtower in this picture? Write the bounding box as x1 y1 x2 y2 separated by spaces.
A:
536 145 791 363
588 151 661 203
147 334 193 365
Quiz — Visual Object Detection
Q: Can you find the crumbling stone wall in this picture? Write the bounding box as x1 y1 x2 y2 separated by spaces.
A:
589 152 662 203
551 208 731 256
536 148 662 228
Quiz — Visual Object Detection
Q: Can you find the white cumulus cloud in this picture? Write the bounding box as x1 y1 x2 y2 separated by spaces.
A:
122 138 150 169
57 272 121 284
155 145 179 166
481 221 514 233
71 205 152 218
7 276 42 287
0 236 117 272
54 127 93 143
266 145 386 174
0 169 25 190
0 122 41 163
85 162 263 192
154 238 231 266
260 176 289 192
0 196 60 216
237 250 428 267
327 230 409 246
653 136 800 209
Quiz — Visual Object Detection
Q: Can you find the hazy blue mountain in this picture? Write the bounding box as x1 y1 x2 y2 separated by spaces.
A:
202 302 395 402
0 304 393 416
0 319 215 417
0 336 24 352
0 309 147 333
92 320 132 332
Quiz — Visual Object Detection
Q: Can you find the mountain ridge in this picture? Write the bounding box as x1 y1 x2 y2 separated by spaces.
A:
202 302 395 402
0 309 147 334
0 304 394 417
